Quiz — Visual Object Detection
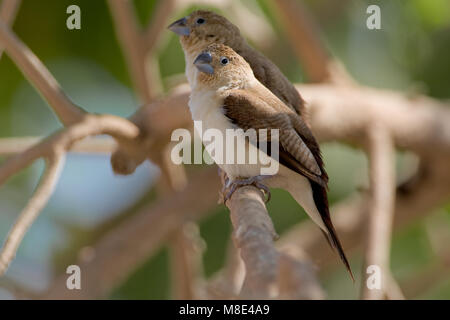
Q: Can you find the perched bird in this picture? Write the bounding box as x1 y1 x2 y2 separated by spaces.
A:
168 10 306 119
189 44 353 279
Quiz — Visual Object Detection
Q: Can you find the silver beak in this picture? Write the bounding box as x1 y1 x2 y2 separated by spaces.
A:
194 52 214 74
167 17 190 36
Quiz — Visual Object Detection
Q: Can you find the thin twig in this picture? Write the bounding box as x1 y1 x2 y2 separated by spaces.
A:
0 136 117 156
0 114 139 187
0 0 21 60
271 0 331 82
0 152 65 275
144 0 176 52
108 0 154 103
272 0 354 84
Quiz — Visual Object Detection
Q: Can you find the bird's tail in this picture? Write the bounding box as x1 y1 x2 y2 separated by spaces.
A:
310 181 354 281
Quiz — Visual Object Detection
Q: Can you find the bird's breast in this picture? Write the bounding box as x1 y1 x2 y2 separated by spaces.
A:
189 91 277 180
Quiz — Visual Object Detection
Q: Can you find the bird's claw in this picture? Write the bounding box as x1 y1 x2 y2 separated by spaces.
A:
220 175 271 204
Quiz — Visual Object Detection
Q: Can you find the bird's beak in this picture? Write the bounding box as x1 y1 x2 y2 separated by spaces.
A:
167 17 190 36
194 52 214 75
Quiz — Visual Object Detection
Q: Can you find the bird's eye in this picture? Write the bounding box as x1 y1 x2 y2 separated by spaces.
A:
196 18 205 24
220 57 229 65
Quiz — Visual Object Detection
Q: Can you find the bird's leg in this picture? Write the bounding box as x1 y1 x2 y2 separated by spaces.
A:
222 175 272 204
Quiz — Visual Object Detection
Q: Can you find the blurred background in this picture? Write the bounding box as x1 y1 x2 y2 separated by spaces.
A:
0 0 449 299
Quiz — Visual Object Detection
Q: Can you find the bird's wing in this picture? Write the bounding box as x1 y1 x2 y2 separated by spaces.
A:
239 48 305 116
222 88 328 187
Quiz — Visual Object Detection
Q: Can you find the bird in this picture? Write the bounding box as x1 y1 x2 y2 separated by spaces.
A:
188 43 353 279
168 10 306 120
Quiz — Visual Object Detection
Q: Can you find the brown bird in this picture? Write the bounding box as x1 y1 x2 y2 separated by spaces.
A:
188 43 353 279
168 10 306 119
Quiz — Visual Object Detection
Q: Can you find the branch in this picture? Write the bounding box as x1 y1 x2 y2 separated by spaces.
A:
206 238 245 299
0 136 116 156
225 185 323 299
169 222 206 299
0 21 85 125
277 245 324 299
144 0 176 52
110 85 192 175
0 0 21 27
271 0 332 82
0 152 65 275
108 0 154 103
0 114 139 186
272 0 354 84
384 271 405 300
399 216 450 298
299 84 450 156
0 0 21 60
361 125 396 299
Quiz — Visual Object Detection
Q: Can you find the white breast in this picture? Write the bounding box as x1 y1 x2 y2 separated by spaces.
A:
189 90 271 180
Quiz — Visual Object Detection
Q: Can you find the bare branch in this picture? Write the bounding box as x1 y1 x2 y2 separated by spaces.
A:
271 0 332 82
0 152 65 275
225 185 323 299
384 271 405 300
399 215 450 298
0 0 21 60
277 245 324 299
271 0 354 84
360 125 396 299
207 238 245 299
0 136 117 156
111 85 192 176
0 114 139 186
108 0 154 103
299 84 450 156
0 0 21 26
0 21 85 125
144 0 176 52
169 222 206 299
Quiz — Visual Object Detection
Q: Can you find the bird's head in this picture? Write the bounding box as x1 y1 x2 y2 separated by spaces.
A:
192 43 253 89
168 10 243 54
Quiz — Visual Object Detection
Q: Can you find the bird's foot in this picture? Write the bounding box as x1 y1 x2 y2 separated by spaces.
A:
221 175 271 204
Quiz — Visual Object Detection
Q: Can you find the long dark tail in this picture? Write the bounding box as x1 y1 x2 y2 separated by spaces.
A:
310 180 354 281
